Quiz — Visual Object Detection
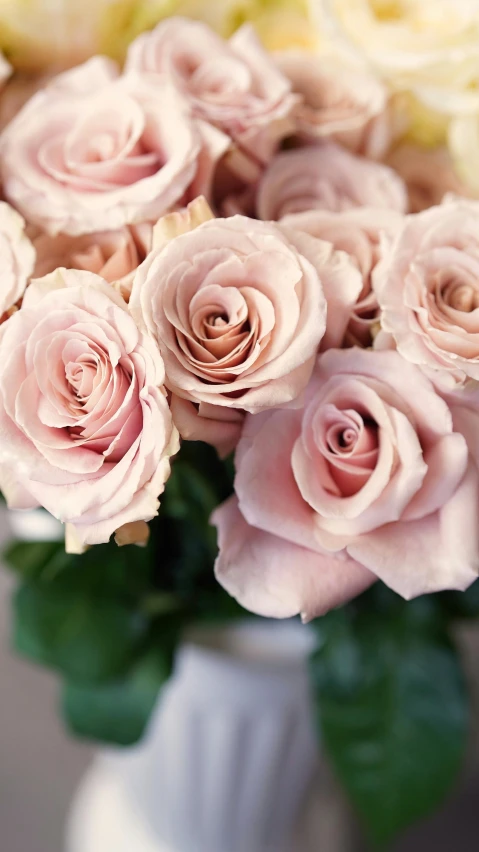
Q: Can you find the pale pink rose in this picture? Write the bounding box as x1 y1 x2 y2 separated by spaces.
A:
256 142 408 220
386 144 471 213
130 214 362 415
0 201 35 322
126 18 298 164
282 207 403 346
33 224 152 301
213 348 479 619
150 199 245 458
0 57 229 236
0 268 179 546
275 53 390 157
374 199 479 386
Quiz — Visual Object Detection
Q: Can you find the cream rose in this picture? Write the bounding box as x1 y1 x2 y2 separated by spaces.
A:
256 142 408 220
314 0 479 106
0 57 229 236
375 199 479 386
213 348 479 619
0 268 179 546
282 207 403 346
0 201 35 322
125 18 298 164
33 225 152 302
130 214 363 413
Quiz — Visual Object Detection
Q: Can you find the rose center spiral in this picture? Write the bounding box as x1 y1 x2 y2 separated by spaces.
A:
314 404 380 498
442 279 479 312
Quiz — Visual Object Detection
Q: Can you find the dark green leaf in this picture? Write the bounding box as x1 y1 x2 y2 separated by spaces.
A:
437 580 479 620
13 583 146 682
5 537 154 602
62 637 177 745
310 601 468 846
4 540 71 582
62 542 153 601
174 440 234 503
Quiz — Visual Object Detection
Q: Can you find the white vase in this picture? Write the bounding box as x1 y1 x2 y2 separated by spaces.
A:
67 620 322 852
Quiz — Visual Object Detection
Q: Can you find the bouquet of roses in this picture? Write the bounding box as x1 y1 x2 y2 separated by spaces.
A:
2 7 479 845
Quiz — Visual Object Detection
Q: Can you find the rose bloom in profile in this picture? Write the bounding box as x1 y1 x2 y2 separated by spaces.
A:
275 52 390 158
0 268 179 546
282 207 403 346
213 348 479 621
0 56 229 236
0 201 35 322
375 199 479 386
130 214 363 427
256 142 408 220
33 224 152 302
125 18 298 163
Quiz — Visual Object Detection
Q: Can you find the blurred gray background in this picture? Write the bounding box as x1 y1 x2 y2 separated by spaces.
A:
1 505 479 852
0 510 93 852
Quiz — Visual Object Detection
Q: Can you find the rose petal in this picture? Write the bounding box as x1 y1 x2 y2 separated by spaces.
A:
213 496 375 619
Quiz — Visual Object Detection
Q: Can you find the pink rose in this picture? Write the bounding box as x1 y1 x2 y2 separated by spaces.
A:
213 348 478 619
0 57 229 236
282 207 403 346
125 18 297 164
130 215 362 415
0 201 35 322
275 53 389 157
374 199 479 386
33 224 152 301
0 268 179 546
256 142 408 220
386 144 471 213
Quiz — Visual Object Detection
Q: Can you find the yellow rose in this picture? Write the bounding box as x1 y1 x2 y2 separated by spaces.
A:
223 0 314 51
0 0 118 69
313 0 479 106
391 92 450 148
0 0 312 70
98 0 182 60
99 0 313 58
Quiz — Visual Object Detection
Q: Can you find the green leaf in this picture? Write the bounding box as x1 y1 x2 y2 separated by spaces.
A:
62 636 176 745
310 601 468 847
4 540 71 583
13 583 147 682
4 537 154 602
